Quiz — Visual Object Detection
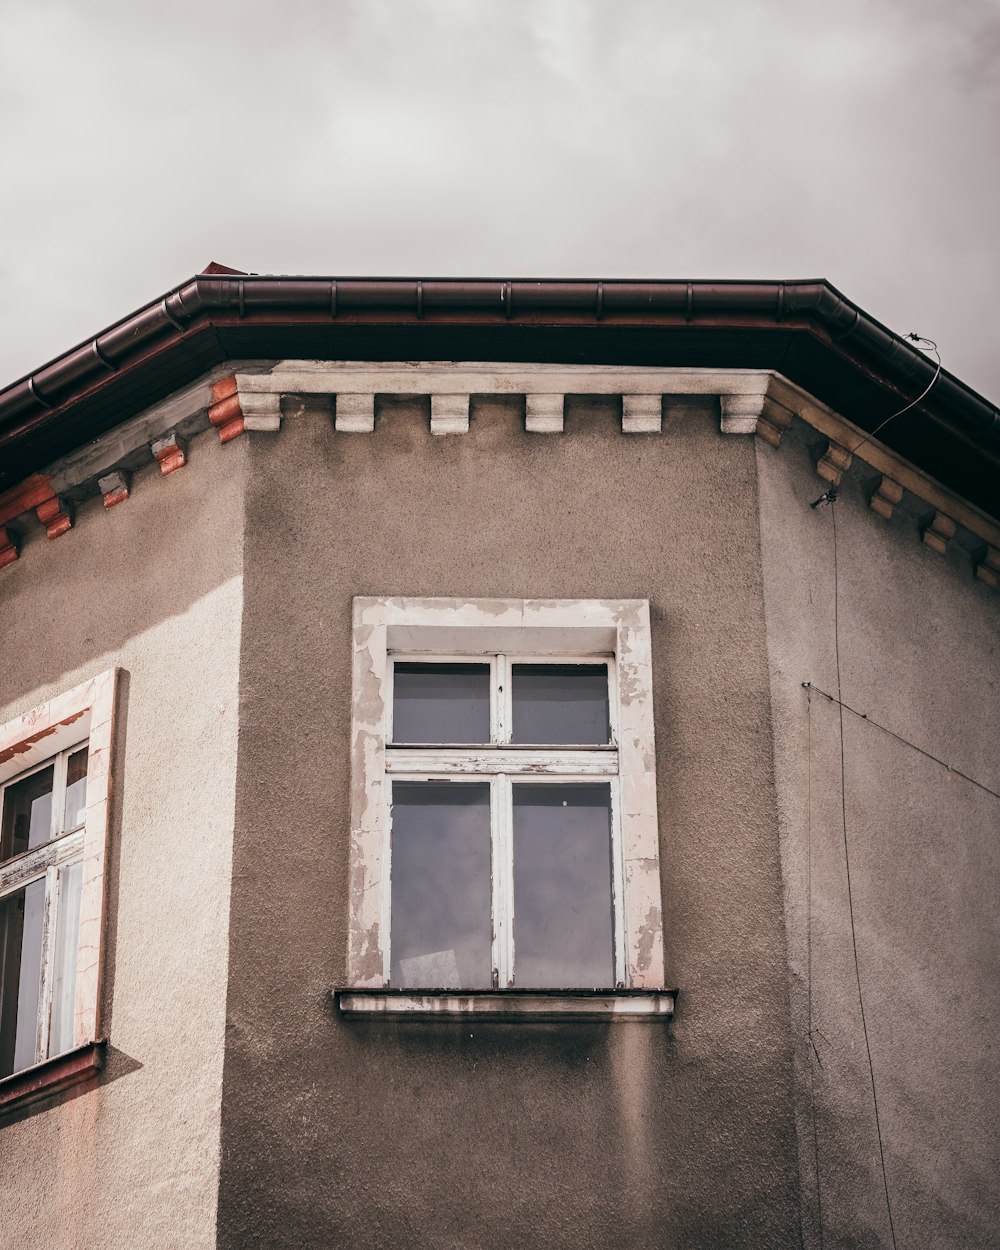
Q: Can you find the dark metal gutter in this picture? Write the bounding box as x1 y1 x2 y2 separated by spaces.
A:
1 275 997 512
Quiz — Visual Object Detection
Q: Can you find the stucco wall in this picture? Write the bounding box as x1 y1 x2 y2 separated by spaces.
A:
756 430 1000 1248
219 397 802 1249
0 434 246 1249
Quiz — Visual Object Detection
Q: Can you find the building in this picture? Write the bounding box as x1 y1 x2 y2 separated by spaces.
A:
0 270 997 1249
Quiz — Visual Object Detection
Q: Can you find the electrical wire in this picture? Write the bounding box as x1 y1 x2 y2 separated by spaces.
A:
829 504 899 1250
849 334 942 460
803 329 945 1246
802 682 1000 802
805 686 825 1250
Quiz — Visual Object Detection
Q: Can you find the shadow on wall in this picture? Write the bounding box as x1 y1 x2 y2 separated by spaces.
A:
0 1047 144 1131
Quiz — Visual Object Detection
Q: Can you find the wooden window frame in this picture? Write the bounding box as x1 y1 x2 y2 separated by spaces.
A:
340 599 670 1019
0 670 117 1112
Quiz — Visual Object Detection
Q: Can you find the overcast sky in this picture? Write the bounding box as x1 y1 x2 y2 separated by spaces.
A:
2 0 998 399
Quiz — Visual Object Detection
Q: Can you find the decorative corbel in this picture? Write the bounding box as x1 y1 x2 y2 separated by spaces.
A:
0 525 18 568
869 475 903 521
756 396 794 447
208 377 246 442
621 395 662 434
35 495 72 539
974 544 1000 588
816 440 853 488
430 394 470 435
98 470 130 509
525 394 565 433
335 394 376 433
240 392 282 432
922 510 957 555
151 433 187 475
720 392 767 434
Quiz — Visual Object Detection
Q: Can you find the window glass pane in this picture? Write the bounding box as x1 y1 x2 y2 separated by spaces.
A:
63 747 89 832
1 765 54 862
511 664 610 745
392 663 490 744
0 878 45 1076
512 783 614 988
49 860 83 1059
390 782 492 988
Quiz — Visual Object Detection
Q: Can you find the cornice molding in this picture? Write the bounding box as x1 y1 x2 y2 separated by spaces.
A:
0 361 995 592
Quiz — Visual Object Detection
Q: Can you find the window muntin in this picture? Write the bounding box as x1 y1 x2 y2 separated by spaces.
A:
0 744 89 1078
387 656 625 989
347 599 664 996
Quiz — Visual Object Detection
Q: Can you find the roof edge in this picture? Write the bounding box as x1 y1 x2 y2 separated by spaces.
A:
0 275 997 505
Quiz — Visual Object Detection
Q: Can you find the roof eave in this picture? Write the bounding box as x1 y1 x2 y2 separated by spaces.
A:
1 275 996 513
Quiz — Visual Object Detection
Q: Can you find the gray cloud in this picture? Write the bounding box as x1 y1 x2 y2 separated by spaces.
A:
1 0 998 399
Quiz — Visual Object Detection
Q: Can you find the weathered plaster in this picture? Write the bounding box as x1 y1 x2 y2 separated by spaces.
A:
220 393 802 1249
756 424 1000 1249
0 434 246 1250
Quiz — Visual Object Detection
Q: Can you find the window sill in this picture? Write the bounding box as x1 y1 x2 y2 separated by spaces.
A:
335 989 676 1020
0 1042 105 1118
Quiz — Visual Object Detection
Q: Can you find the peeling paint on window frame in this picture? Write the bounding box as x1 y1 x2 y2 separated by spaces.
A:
0 670 117 1102
345 599 665 997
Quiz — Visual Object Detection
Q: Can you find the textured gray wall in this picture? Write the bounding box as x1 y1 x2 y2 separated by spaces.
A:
4 378 992 1249
218 397 802 1249
0 435 246 1249
756 429 1000 1249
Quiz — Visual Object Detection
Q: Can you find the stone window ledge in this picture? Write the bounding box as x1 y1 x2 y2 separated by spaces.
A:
335 989 676 1021
0 1041 105 1118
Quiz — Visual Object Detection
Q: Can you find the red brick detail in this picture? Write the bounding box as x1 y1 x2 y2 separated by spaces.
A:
154 442 187 475
211 375 239 403
35 496 72 539
0 525 17 568
208 379 245 443
0 474 55 527
103 488 130 508
218 416 245 443
209 393 242 426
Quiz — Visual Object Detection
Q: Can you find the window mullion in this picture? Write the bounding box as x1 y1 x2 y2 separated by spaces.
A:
34 864 60 1065
491 773 514 988
610 776 627 987
495 653 511 745
384 660 395 744
50 749 68 841
606 655 620 747
381 779 393 986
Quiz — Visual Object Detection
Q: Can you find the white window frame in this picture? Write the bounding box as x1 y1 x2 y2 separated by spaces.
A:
0 670 117 1079
344 599 665 1003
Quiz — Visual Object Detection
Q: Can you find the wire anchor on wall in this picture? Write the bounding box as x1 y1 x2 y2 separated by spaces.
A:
810 486 838 509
